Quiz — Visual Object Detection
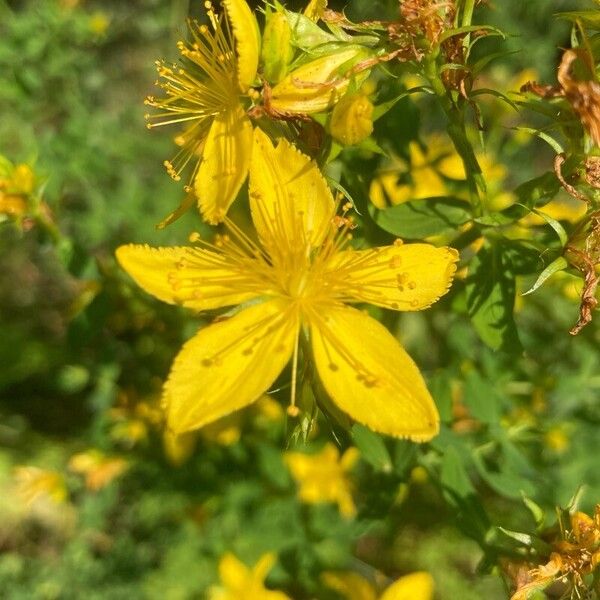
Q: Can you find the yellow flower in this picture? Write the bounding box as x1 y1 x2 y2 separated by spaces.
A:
285 443 359 517
13 467 67 506
323 570 434 600
370 139 449 208
209 553 290 600
68 450 129 491
117 130 457 440
145 0 259 224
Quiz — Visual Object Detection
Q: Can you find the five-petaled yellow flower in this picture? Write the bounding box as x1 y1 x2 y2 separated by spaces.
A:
116 129 458 441
285 443 359 518
145 0 260 224
323 570 434 600
209 552 289 600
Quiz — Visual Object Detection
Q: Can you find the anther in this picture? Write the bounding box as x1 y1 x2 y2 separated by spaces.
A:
287 405 300 417
393 238 404 246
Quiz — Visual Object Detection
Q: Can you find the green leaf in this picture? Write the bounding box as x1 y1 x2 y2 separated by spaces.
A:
522 256 568 296
371 197 471 239
351 424 393 473
522 494 546 530
472 453 534 499
556 11 600 29
513 127 564 154
531 208 569 246
440 446 475 498
372 86 434 121
466 246 521 352
438 24 505 44
463 371 501 424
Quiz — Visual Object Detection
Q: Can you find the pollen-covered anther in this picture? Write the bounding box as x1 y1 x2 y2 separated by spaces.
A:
393 238 404 247
287 405 300 417
388 256 402 268
188 232 202 243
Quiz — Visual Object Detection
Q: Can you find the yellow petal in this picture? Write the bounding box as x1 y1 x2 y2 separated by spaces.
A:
326 243 458 311
164 300 299 434
322 571 377 600
270 48 370 114
219 553 251 591
223 0 260 91
252 552 277 584
380 572 434 600
249 129 335 253
308 304 439 441
116 244 258 311
195 105 253 224
304 0 328 21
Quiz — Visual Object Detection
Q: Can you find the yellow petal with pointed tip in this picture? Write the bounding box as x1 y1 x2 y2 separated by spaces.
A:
164 300 299 434
249 129 335 253
380 572 434 600
196 105 253 224
223 0 260 91
322 571 377 600
327 244 458 311
270 48 370 114
309 304 439 441
218 553 251 591
116 244 258 311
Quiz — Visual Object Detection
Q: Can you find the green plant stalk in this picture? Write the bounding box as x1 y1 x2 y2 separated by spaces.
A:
423 53 486 217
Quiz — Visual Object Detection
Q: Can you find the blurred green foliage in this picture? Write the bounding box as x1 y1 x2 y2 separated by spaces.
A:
1 0 600 599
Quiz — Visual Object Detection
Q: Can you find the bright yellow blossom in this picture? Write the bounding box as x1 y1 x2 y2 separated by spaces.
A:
13 466 67 506
68 450 129 491
117 130 457 440
285 443 359 517
145 0 260 224
323 570 434 600
209 553 290 600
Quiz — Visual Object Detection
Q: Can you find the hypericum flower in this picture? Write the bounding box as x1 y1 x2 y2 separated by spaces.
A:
13 466 67 506
209 553 289 600
323 570 434 600
68 450 129 491
145 0 260 224
116 129 457 440
285 443 359 518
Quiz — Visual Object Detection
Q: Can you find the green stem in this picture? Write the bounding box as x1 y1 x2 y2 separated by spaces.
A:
423 54 486 217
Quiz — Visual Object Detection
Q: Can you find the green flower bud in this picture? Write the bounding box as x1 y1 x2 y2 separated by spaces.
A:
329 91 374 146
261 10 293 85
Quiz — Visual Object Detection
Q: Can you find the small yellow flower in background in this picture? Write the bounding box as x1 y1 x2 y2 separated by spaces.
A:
209 552 290 600
88 11 110 37
68 450 129 491
145 0 259 225
370 135 513 212
117 129 457 441
285 443 359 517
13 467 67 506
323 570 434 600
0 160 35 220
544 426 569 453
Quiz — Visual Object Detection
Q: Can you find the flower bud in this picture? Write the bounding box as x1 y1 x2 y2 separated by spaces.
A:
270 47 371 114
261 10 293 84
329 91 374 145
